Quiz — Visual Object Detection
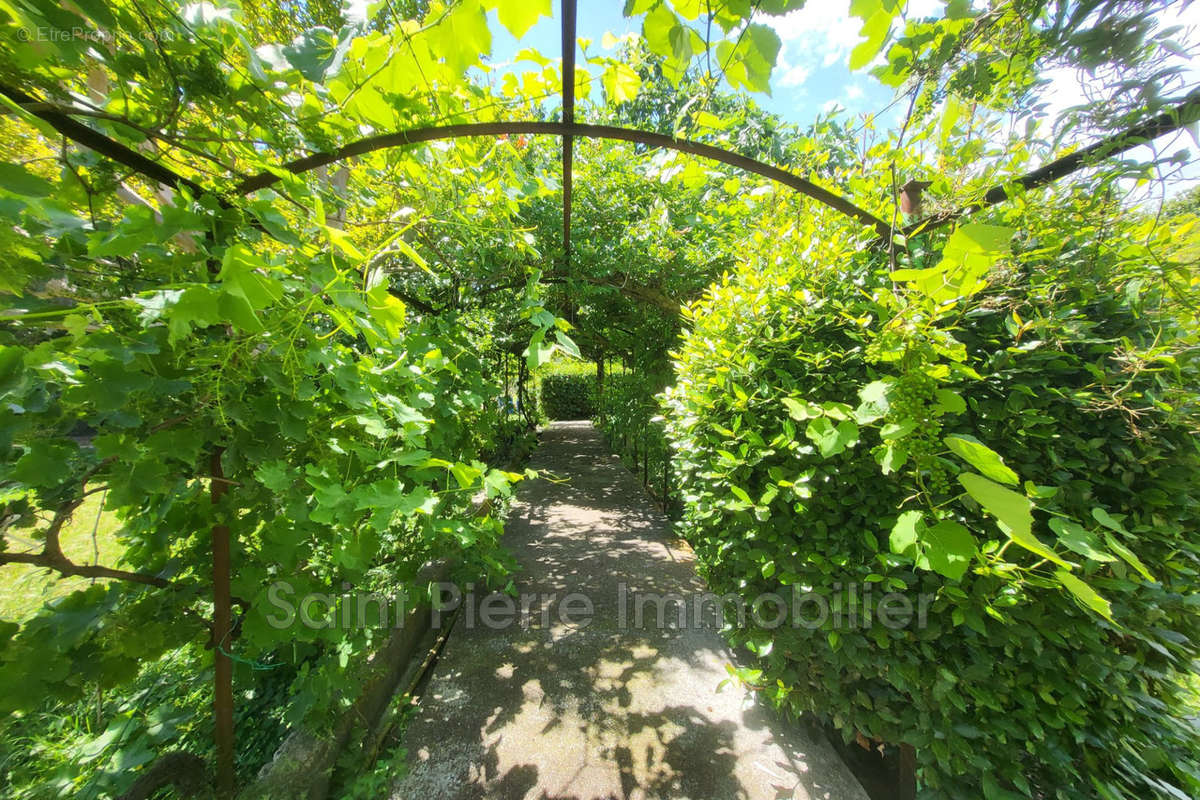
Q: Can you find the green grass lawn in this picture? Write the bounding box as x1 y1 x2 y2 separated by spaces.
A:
0 493 123 621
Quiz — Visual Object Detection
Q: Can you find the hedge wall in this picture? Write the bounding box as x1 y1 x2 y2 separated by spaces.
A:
663 198 1200 798
538 364 597 420
596 371 673 505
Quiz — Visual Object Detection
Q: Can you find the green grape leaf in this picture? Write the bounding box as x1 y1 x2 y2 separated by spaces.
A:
782 397 820 420
875 442 907 475
554 330 581 359
218 245 284 310
602 61 642 103
922 520 975 581
217 292 264 333
12 442 77 487
282 26 340 82
367 285 407 341
889 512 975 580
880 420 916 440
1055 570 1114 623
896 223 1014 307
889 510 923 555
165 286 221 344
958 472 1069 566
488 0 551 38
524 328 554 372
854 379 891 423
1048 518 1115 563
0 163 54 197
428 0 492 75
716 23 781 93
933 388 966 415
944 435 1018 485
805 417 859 458
849 1 898 71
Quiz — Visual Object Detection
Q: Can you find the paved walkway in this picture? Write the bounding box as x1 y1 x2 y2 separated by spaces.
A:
393 421 868 800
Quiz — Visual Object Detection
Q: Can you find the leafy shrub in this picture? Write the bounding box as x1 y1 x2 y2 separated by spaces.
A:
0 642 295 798
664 196 1200 798
0 247 531 790
597 372 653 429
597 371 673 503
538 363 597 420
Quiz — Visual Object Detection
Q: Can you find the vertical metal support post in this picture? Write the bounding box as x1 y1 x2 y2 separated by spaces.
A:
561 0 576 271
210 449 235 797
898 743 917 800
642 430 649 486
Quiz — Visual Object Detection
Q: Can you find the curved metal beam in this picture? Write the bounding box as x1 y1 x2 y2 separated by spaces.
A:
903 87 1200 238
0 81 212 200
234 121 892 236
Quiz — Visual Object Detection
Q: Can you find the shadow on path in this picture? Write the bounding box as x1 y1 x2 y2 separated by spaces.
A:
392 421 868 800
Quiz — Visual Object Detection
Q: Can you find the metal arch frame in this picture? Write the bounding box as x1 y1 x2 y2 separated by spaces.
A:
229 0 895 262
230 121 893 234
231 0 892 245
4 0 1200 262
8 85 1196 244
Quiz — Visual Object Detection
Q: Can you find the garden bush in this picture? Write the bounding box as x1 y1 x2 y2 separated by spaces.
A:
597 372 654 429
663 193 1200 798
597 371 674 501
538 364 598 420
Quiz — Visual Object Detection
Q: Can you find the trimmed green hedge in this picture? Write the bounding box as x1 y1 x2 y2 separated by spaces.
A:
664 199 1200 798
538 365 597 420
596 371 673 503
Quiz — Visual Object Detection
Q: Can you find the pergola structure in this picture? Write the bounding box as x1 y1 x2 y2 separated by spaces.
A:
3 0 1198 253
2 3 1200 793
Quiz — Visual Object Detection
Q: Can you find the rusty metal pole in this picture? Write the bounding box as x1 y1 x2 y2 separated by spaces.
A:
210 448 235 797
898 743 917 800
661 454 669 509
561 0 576 272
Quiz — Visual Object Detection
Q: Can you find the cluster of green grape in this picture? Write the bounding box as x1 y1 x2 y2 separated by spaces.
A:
888 371 935 418
863 329 905 364
888 371 952 494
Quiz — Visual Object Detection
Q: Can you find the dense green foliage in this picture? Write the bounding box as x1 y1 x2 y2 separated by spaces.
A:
0 226 532 793
538 363 598 420
663 188 1200 797
596 371 674 504
0 0 1196 795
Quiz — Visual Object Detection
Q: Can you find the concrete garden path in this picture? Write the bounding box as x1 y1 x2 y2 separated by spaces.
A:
392 421 868 800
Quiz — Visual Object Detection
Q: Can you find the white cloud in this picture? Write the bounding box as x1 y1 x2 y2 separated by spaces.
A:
845 84 865 101
344 0 369 25
778 63 812 88
905 0 942 19
768 0 863 89
768 0 948 87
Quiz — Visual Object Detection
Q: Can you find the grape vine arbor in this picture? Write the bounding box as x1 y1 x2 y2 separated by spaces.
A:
2 1 1199 796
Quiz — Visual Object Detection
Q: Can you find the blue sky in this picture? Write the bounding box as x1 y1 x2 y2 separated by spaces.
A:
482 1 1200 125
481 0 933 129
479 1 1200 194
